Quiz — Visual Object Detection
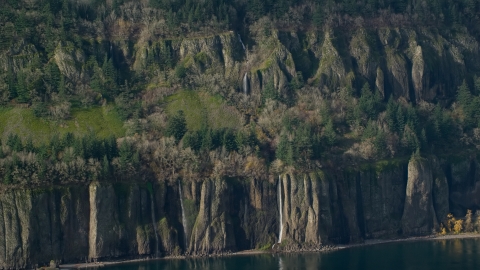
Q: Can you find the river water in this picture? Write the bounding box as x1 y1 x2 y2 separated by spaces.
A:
88 238 480 270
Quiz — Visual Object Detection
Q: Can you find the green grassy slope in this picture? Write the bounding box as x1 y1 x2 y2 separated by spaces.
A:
0 105 125 144
165 90 242 131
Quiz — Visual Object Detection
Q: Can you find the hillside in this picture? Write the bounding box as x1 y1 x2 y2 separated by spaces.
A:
0 0 480 268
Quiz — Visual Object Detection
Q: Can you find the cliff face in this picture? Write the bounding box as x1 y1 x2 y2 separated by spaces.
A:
6 26 476 109
1 25 480 268
0 187 89 269
147 27 478 103
1 155 479 268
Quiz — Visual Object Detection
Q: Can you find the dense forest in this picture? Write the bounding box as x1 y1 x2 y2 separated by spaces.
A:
0 0 479 187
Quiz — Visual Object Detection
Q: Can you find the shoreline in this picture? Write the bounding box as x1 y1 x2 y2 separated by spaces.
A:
59 233 480 269
336 233 480 250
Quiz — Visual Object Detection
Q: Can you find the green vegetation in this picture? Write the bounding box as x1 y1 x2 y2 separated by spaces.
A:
258 243 273 250
165 91 242 131
0 0 479 188
0 105 124 144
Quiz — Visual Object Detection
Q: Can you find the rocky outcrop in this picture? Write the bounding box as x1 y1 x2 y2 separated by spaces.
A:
280 174 323 247
315 31 352 90
54 42 86 85
1 155 480 268
190 179 236 254
401 158 437 235
358 163 407 239
448 157 480 216
0 187 89 269
2 26 477 105
278 172 350 248
432 158 450 224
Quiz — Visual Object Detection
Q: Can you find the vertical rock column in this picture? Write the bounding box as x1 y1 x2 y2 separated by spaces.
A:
190 179 236 254
280 173 325 248
402 158 438 235
88 183 99 260
88 182 121 260
0 191 30 269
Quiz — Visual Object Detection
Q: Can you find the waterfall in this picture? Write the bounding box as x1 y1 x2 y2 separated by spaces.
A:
178 181 188 251
278 176 283 244
149 191 160 257
243 73 248 96
238 34 246 51
239 33 248 96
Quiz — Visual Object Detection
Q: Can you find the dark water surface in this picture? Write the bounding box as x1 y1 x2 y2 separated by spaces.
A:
90 238 480 270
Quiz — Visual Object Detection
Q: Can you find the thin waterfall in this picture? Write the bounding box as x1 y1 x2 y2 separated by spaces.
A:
149 191 160 257
243 73 248 95
239 33 248 96
178 181 188 251
278 175 283 244
238 34 246 51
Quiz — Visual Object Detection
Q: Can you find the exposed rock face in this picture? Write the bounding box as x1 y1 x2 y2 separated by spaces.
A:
432 158 450 224
54 43 86 85
411 45 426 101
449 158 480 216
1 156 479 268
280 174 324 247
358 164 407 239
0 187 89 269
4 26 475 110
375 67 385 97
190 179 236 254
316 31 351 89
401 159 437 235
168 27 477 104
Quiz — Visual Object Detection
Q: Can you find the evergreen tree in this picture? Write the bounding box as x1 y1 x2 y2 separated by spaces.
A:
374 129 387 155
474 76 480 95
358 83 381 120
6 134 23 152
184 131 202 151
102 56 118 99
16 72 30 103
277 132 291 163
313 5 325 27
118 139 133 170
223 129 238 152
396 105 405 133
248 0 265 20
295 124 313 164
456 81 478 129
262 81 278 104
324 119 337 146
72 135 84 158
201 129 213 151
6 67 16 99
166 110 188 143
24 137 35 153
386 97 397 131
102 155 111 180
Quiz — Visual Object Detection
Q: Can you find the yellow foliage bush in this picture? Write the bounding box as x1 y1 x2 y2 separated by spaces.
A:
446 213 455 232
453 219 464 234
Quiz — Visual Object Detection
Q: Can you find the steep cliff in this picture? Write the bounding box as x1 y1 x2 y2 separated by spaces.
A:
2 2 480 268
160 27 479 103
136 27 478 105
0 187 89 268
5 26 476 110
1 155 479 268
